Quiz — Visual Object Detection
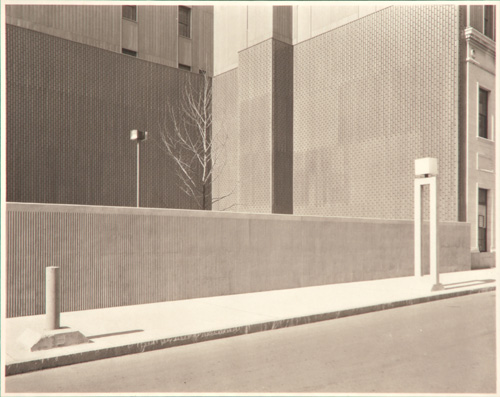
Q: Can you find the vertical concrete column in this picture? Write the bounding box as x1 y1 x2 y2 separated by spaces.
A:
414 181 422 277
429 177 437 282
46 266 60 330
429 177 443 291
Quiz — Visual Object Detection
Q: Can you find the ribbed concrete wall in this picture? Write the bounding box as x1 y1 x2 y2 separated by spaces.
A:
293 5 460 221
7 203 470 317
6 25 207 210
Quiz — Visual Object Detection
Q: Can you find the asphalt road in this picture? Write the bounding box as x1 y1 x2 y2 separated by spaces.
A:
6 291 496 394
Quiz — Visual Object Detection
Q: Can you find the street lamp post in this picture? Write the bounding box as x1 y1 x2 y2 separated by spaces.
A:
130 129 148 207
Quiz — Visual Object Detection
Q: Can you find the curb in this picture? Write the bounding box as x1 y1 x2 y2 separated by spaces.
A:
5 285 496 376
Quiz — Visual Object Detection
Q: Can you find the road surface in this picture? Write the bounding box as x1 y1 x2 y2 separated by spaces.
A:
6 291 496 394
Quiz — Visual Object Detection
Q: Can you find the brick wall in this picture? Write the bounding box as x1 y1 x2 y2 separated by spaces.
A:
6 25 206 209
293 6 460 221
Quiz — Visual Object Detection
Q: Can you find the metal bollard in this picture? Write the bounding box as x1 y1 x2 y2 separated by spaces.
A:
46 266 60 330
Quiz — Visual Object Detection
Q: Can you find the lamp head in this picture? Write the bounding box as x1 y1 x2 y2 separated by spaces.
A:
130 129 148 141
415 157 438 177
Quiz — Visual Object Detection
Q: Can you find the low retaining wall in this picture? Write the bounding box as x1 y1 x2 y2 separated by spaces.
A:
6 203 471 317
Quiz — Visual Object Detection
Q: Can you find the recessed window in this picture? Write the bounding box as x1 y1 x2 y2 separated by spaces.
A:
478 88 489 139
179 64 191 71
122 6 137 22
179 6 191 38
122 48 137 57
478 188 488 252
484 5 495 40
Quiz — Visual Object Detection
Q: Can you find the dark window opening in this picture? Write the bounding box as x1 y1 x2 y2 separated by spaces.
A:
478 188 488 252
122 48 137 57
179 64 191 71
478 88 489 139
484 5 495 40
122 6 137 21
179 6 191 38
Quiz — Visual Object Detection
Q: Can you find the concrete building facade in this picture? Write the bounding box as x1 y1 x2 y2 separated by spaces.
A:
211 4 496 267
4 4 497 264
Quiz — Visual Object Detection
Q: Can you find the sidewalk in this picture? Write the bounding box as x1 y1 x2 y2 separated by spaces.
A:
5 268 496 376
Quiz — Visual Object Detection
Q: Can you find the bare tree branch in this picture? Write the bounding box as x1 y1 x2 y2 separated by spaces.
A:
155 71 234 210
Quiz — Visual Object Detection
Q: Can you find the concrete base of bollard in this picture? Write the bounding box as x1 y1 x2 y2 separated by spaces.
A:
431 283 445 292
17 328 90 352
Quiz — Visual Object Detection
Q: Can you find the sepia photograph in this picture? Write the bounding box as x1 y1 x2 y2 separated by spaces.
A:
0 1 498 395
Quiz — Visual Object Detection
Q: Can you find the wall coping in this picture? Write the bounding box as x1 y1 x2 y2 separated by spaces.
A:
6 202 469 227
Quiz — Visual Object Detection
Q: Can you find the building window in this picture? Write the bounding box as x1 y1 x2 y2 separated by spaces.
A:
179 6 191 38
122 48 137 57
478 88 489 139
179 64 191 71
122 6 137 22
478 188 488 252
484 5 495 40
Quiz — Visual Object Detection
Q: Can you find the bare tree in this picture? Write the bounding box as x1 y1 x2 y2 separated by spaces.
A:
157 72 233 210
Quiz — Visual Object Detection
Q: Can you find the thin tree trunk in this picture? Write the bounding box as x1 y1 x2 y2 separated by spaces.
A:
202 184 206 210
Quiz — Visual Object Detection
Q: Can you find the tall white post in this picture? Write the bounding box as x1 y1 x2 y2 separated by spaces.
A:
429 176 443 291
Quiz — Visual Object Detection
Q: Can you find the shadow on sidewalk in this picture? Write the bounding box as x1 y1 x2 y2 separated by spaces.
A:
87 329 144 339
443 279 495 290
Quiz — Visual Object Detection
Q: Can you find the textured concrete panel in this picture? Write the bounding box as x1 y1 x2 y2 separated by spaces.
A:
6 25 206 210
214 38 294 214
294 6 460 221
238 40 273 213
7 203 470 317
212 69 240 211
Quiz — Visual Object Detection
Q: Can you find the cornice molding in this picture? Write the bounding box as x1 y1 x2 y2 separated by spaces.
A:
464 27 496 55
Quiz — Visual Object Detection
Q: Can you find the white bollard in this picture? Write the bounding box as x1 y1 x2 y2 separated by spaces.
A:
46 266 60 330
